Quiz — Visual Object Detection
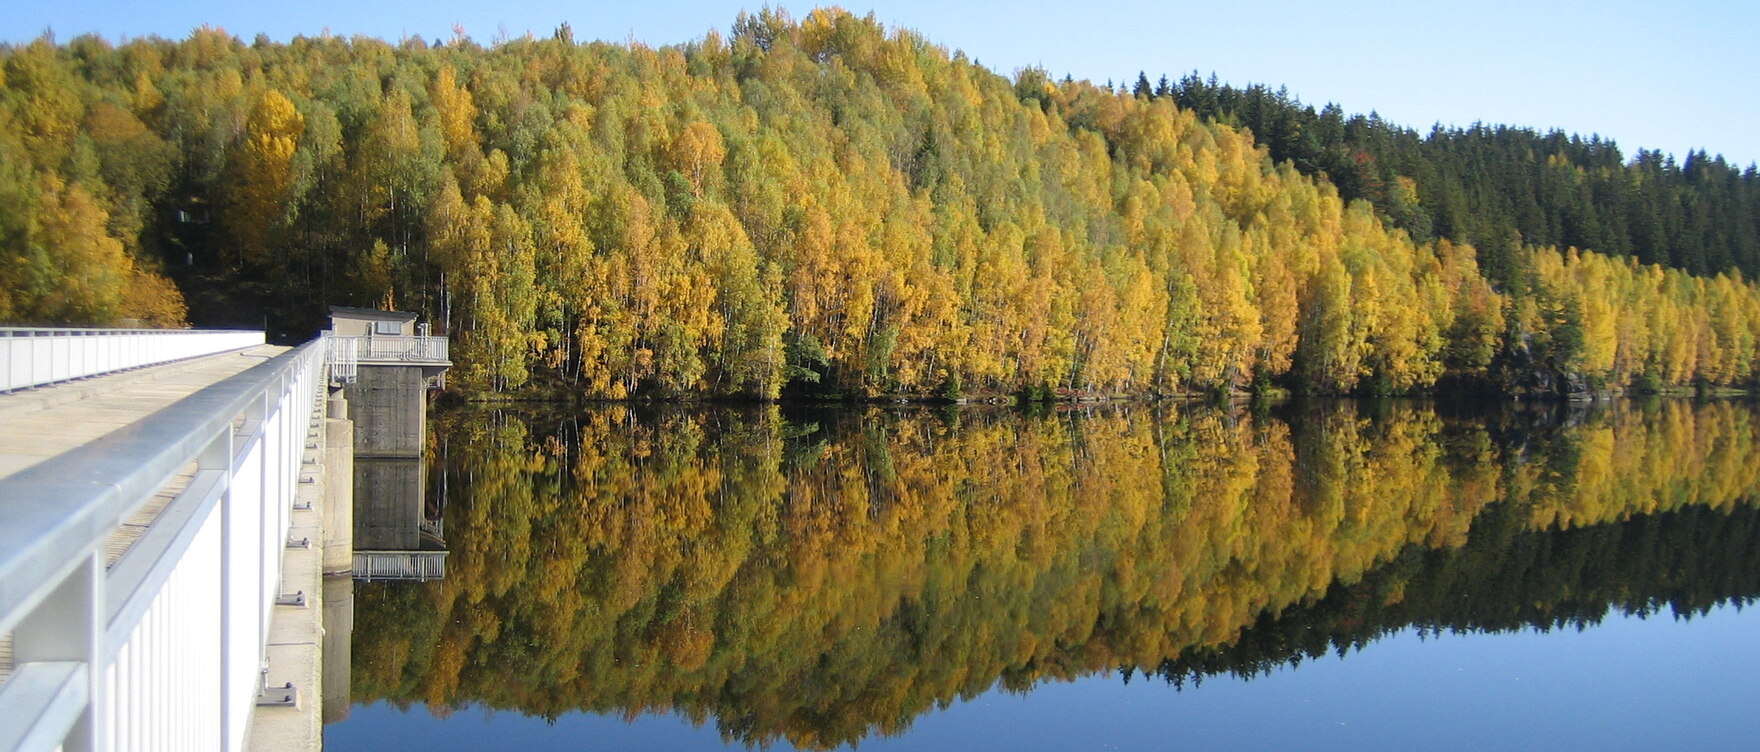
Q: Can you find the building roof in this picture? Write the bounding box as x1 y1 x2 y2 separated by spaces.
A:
328 306 419 322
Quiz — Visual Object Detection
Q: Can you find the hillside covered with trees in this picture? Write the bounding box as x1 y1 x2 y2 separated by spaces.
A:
1152 73 1760 282
2 8 1757 398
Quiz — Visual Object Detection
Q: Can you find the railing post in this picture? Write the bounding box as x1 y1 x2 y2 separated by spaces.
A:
257 387 273 674
12 554 103 752
203 422 236 752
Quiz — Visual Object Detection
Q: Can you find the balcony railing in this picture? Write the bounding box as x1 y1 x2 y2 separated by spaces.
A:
328 335 448 364
325 332 358 384
352 551 448 582
326 334 448 386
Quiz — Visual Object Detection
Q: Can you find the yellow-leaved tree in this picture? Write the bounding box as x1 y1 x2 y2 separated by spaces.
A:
229 88 304 267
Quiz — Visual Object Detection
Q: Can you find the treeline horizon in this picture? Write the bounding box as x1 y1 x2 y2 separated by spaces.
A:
1143 72 1760 282
2 8 1758 398
1150 501 1760 690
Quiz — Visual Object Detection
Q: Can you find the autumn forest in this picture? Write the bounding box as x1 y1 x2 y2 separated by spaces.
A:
3 9 1759 399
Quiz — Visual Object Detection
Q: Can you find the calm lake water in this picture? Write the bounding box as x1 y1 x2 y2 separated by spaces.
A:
325 400 1760 751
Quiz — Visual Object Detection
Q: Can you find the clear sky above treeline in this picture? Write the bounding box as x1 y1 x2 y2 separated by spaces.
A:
6 1 1755 168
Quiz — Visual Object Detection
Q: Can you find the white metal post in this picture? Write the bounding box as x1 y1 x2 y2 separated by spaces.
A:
12 554 103 752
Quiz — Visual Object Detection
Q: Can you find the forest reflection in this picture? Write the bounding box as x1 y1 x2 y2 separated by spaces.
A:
351 400 1760 749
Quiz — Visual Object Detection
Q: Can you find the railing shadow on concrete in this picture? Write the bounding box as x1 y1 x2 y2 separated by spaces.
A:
1 328 266 393
0 339 323 752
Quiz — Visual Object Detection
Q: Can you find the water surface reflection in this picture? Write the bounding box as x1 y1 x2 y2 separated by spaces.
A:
346 400 1760 749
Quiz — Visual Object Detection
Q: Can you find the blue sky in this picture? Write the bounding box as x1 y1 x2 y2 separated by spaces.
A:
7 1 1756 167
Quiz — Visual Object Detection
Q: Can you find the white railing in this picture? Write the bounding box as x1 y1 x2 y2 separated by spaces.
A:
0 328 265 392
324 332 358 384
352 552 448 582
329 335 449 365
0 339 323 752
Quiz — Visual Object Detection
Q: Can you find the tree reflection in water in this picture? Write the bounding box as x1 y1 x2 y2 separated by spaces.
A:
351 400 1760 750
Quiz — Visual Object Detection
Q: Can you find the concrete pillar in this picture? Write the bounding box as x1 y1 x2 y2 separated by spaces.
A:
322 388 356 726
323 417 354 576
342 366 426 458
353 459 424 549
326 389 348 421
321 576 353 725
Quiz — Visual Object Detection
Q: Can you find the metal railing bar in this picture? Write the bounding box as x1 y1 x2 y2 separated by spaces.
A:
231 430 264 471
0 330 341 752
327 334 451 363
0 343 320 635
0 661 86 752
0 328 248 336
102 468 228 656
0 329 265 393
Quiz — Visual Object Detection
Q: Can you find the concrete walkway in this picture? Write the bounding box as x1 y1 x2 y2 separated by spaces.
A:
1 346 291 566
0 344 291 572
0 345 289 480
0 347 288 679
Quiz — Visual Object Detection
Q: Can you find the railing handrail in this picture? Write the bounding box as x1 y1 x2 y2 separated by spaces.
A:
0 327 258 336
0 339 322 752
0 327 266 392
329 333 449 357
0 345 314 614
353 551 448 582
324 331 359 383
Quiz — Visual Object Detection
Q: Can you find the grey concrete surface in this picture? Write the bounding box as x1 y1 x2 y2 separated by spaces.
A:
342 366 426 458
